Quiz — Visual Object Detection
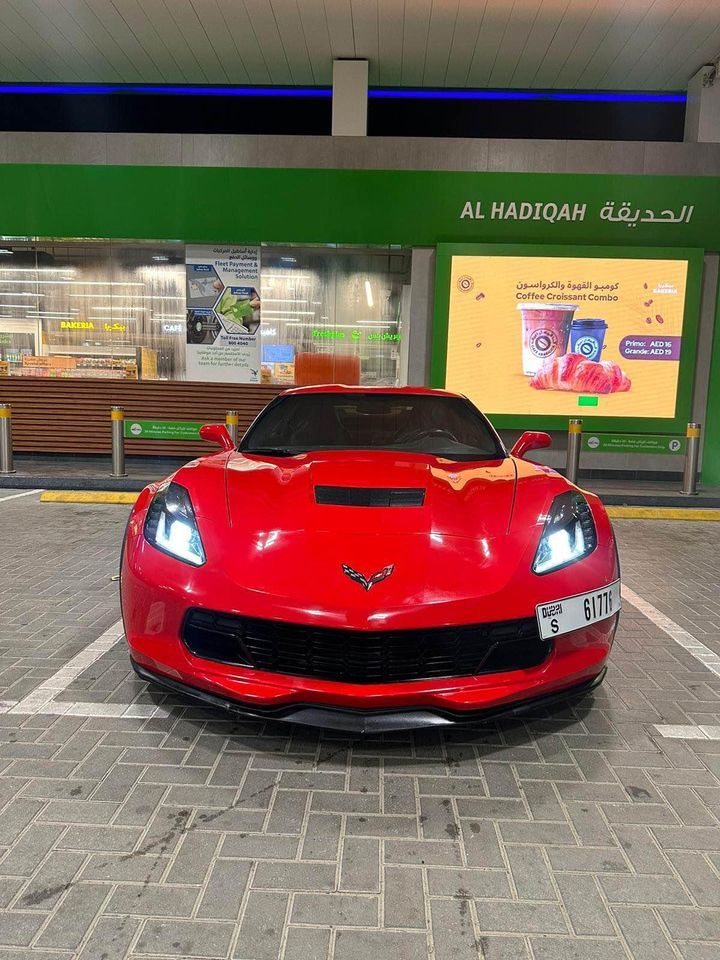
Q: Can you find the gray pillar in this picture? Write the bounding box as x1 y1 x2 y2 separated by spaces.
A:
407 248 436 386
685 65 720 142
332 60 368 137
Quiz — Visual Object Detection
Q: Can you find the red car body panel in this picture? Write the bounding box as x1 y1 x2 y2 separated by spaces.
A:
120 385 619 730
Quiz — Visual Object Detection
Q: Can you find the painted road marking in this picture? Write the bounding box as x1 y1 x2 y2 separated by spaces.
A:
9 619 126 714
622 584 720 679
33 495 720 517
40 491 139 504
607 506 720 521
655 724 720 740
0 489 43 502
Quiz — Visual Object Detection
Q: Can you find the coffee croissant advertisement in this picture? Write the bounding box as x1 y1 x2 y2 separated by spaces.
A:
445 254 690 418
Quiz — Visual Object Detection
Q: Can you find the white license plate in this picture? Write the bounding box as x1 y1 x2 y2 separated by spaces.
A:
536 580 621 640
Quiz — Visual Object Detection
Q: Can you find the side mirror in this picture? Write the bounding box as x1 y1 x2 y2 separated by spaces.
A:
199 423 235 452
510 431 552 460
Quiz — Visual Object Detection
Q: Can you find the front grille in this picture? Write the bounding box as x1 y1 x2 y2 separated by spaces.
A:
315 486 425 507
182 610 550 684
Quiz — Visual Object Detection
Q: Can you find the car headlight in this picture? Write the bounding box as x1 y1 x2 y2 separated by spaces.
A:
143 482 206 566
532 491 597 575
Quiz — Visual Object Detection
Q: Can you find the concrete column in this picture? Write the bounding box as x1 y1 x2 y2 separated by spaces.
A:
406 248 436 386
332 60 368 136
685 65 720 143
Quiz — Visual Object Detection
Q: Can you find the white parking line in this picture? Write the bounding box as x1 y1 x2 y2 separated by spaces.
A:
7 617 174 719
621 584 720 741
9 618 126 714
622 583 720 678
655 724 720 740
0 489 43 502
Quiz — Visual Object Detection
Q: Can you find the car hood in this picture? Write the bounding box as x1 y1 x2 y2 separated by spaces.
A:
225 450 517 540
169 451 575 626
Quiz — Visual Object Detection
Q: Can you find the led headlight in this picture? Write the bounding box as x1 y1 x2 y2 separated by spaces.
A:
532 491 597 575
143 482 206 566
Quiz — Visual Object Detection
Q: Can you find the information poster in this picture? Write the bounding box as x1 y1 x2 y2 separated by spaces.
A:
445 255 689 418
186 245 261 383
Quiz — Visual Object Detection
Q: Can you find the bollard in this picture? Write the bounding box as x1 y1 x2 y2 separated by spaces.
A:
566 418 583 485
0 403 15 475
111 406 127 478
680 422 701 496
225 410 239 446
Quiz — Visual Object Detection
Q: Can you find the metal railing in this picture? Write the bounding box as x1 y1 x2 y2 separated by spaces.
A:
0 403 707 494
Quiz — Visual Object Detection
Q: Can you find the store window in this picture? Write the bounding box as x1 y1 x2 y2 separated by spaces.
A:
0 240 411 386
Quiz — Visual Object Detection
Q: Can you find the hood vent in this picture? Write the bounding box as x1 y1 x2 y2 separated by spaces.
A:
315 486 425 507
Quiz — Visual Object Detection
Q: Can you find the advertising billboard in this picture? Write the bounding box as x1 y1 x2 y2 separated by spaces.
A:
444 253 691 420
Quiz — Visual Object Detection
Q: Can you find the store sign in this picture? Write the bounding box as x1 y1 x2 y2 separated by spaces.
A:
124 420 203 441
459 199 694 229
185 245 261 384
58 320 127 332
582 433 685 454
311 329 402 342
3 167 719 248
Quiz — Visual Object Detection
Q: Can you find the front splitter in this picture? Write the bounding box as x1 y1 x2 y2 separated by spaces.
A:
131 659 607 734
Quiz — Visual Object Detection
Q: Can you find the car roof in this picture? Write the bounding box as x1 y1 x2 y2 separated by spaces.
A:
279 384 464 399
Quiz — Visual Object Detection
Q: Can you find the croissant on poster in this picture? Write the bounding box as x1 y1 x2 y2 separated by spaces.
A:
530 354 631 394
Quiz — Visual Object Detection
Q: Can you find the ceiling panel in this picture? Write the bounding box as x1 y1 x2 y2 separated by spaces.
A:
508 0 571 88
243 0 292 84
444 0 489 87
377 0 405 86
266 0 314 84
422 0 458 85
215 0 272 83
350 0 379 85
0 0 717 89
399 0 432 85
297 0 335 84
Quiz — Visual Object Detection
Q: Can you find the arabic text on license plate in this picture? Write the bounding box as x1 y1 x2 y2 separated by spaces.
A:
536 580 621 640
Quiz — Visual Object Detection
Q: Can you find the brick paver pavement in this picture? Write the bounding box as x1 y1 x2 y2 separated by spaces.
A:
0 493 719 959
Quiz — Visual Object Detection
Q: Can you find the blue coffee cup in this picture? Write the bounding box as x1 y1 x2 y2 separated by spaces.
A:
569 319 608 362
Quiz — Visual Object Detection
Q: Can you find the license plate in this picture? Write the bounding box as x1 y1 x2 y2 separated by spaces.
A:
535 580 621 640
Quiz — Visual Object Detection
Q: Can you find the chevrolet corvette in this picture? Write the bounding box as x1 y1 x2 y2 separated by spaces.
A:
120 385 620 733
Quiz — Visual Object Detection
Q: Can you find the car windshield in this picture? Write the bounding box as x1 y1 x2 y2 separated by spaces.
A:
240 393 506 461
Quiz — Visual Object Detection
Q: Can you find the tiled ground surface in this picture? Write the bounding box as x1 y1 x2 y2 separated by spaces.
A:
1 490 719 960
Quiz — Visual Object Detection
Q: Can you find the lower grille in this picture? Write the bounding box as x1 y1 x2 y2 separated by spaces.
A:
182 610 550 684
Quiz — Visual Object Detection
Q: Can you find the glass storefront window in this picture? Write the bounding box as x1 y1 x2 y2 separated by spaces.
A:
260 246 411 387
0 240 411 386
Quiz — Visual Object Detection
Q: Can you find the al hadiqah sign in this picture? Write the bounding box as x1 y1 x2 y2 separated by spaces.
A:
460 199 695 227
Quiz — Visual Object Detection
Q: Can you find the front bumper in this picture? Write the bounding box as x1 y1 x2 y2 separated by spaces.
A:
131 657 607 733
122 497 619 729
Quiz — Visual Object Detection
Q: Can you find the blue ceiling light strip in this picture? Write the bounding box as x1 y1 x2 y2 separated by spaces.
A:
0 83 332 97
368 89 686 103
0 83 684 103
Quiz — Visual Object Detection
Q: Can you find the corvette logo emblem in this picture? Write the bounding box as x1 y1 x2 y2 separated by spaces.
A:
341 564 395 591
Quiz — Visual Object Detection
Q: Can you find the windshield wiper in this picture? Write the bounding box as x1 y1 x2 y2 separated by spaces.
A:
243 447 297 457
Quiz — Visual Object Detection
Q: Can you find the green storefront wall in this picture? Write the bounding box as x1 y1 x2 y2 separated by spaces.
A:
1 162 720 480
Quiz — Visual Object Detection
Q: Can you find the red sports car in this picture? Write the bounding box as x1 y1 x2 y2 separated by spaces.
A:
120 386 620 733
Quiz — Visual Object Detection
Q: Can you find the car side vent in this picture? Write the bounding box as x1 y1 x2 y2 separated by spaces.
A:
314 486 425 507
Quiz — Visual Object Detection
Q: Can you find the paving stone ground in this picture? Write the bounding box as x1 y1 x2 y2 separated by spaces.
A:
1 490 719 960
